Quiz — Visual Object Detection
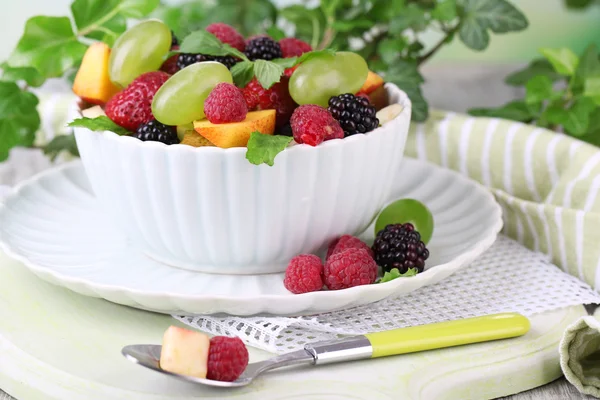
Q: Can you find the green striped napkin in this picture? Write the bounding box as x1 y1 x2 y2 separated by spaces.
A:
405 110 600 292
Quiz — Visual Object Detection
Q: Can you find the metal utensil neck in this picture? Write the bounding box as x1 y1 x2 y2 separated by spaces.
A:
304 335 372 365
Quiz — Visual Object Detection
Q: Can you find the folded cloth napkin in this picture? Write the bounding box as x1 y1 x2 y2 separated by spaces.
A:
560 309 600 398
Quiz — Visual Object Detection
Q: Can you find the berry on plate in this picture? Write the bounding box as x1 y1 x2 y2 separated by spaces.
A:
374 198 434 244
328 93 379 137
290 105 343 146
204 83 248 124
283 254 324 294
372 223 430 273
207 336 249 382
105 71 170 131
279 38 312 58
245 36 282 61
133 119 179 145
324 248 378 290
242 78 297 128
326 235 373 260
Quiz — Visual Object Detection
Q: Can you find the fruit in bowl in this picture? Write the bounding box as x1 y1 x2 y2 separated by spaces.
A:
69 19 412 275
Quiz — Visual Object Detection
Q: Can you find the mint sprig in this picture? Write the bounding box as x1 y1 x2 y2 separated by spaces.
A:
68 116 131 136
378 268 418 283
245 131 292 166
178 30 249 61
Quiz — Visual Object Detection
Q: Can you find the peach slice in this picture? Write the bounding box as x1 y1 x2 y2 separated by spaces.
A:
194 110 276 148
181 130 215 147
72 43 121 105
159 326 210 379
359 71 385 95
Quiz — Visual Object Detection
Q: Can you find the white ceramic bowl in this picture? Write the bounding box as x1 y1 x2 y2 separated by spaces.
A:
73 83 411 274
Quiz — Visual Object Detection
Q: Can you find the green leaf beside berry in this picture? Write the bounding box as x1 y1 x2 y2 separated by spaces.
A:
245 132 292 166
378 268 419 283
68 116 131 136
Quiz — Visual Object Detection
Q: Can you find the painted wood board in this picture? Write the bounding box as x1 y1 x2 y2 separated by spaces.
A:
0 252 587 400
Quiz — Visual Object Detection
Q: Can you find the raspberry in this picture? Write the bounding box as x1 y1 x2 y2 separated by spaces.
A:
245 36 282 61
132 119 179 145
328 93 379 137
284 65 298 78
207 336 249 382
290 105 344 146
372 223 429 273
206 23 246 52
204 83 248 124
324 248 378 290
160 54 179 75
105 71 170 131
279 38 312 58
283 254 324 294
241 78 296 127
326 235 374 260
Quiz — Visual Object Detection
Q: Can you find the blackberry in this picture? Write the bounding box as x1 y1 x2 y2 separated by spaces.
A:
327 93 379 137
133 119 179 145
171 31 179 48
372 223 429 274
245 36 282 61
176 53 239 70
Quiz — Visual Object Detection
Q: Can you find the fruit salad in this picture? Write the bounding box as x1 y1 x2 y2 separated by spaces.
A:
69 19 404 166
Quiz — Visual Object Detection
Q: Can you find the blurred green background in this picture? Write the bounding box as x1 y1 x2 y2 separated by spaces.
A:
2 0 599 64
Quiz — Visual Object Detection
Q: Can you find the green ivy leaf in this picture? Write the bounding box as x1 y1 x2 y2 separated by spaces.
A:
378 37 407 64
245 132 292 166
468 100 534 122
584 77 600 105
43 134 80 162
389 3 427 34
70 0 125 45
0 64 45 87
231 61 255 88
254 60 285 89
431 0 457 21
539 47 579 76
119 0 160 18
179 30 248 61
68 116 131 136
0 82 40 162
459 0 528 51
7 16 87 78
525 75 554 105
505 59 562 86
385 60 426 121
401 83 428 122
378 268 418 283
151 2 207 39
332 18 373 33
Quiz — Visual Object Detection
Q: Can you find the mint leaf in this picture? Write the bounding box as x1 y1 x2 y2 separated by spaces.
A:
231 61 255 88
266 26 286 41
564 97 596 136
0 64 45 87
539 47 579 76
254 60 285 89
332 18 373 33
384 60 427 121
246 132 292 166
179 30 248 61
296 49 336 65
119 0 160 18
7 16 87 78
571 44 600 93
431 0 457 21
505 59 562 86
584 77 600 105
0 82 40 162
468 100 534 122
43 134 80 162
68 116 131 136
378 38 407 64
379 268 418 283
525 75 553 104
459 0 528 51
389 3 427 34
271 57 298 69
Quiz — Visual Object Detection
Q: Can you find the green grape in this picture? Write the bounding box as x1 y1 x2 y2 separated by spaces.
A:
289 52 369 107
109 20 172 88
152 62 233 126
375 198 434 244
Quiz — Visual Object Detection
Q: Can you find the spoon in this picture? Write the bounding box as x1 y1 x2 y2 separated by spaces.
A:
122 312 530 388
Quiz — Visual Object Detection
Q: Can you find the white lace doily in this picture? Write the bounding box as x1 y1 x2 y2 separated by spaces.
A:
175 236 600 354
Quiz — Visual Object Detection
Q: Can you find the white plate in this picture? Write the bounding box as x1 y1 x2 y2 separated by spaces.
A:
0 158 502 316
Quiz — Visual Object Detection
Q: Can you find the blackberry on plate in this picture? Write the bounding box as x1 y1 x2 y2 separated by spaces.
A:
133 119 179 145
245 36 282 61
176 53 239 70
327 93 379 137
372 223 429 274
